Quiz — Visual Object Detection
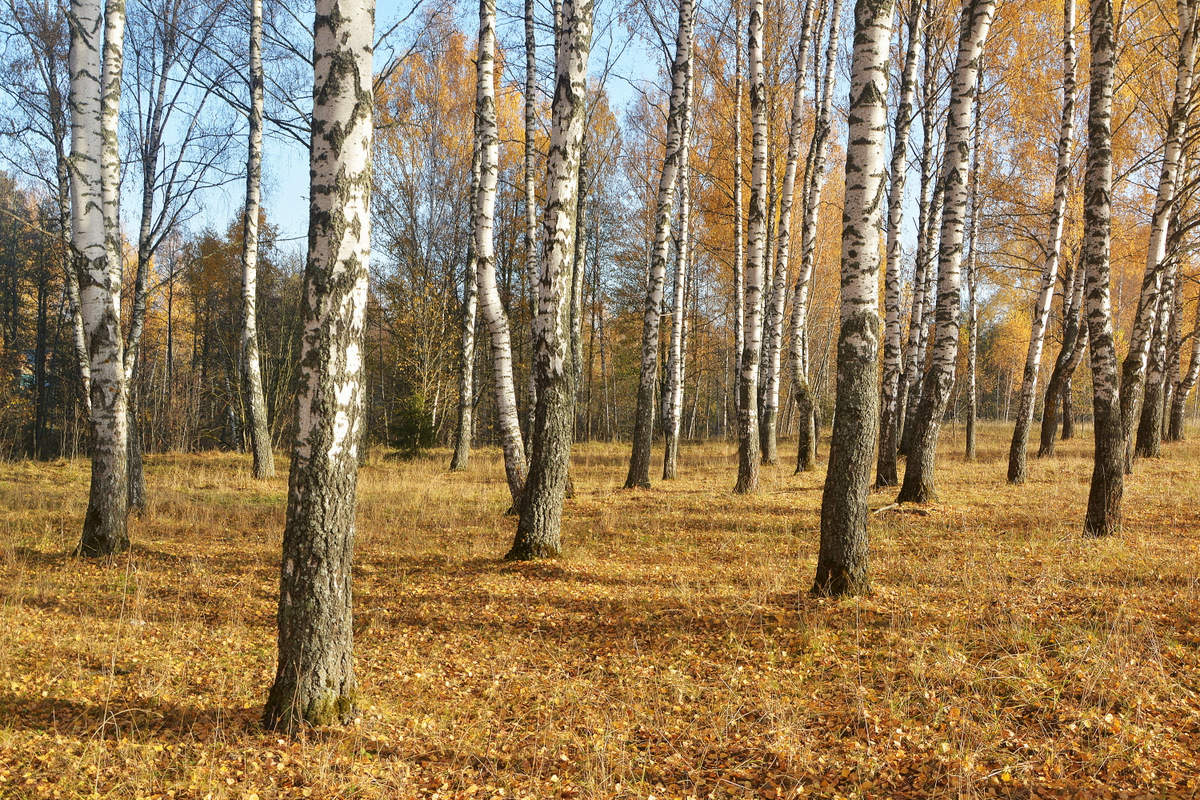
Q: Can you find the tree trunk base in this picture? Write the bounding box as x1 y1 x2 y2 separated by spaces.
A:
810 567 870 598
263 683 358 734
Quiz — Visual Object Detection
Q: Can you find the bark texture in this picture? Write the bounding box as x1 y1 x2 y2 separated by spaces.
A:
1038 252 1087 455
1080 0 1123 538
812 0 895 598
662 58 693 481
451 140 482 471
70 0 129 557
262 0 374 733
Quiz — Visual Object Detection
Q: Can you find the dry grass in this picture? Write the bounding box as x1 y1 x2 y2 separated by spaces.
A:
1 422 1198 799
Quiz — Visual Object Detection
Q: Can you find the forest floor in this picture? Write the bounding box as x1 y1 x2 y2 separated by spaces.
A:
1 422 1199 799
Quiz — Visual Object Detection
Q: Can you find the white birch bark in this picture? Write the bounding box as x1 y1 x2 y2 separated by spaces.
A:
263 0 374 733
69 0 129 556
241 0 276 480
1137 252 1176 457
507 0 592 560
876 0 924 487
732 7 745 419
1007 0 1077 482
1081 0 1123 537
813 0 896 598
1038 250 1087 454
896 0 995 504
735 0 767 494
451 138 482 471
1169 276 1200 439
762 0 818 468
662 57 695 480
788 0 842 472
1118 0 1198 471
524 0 539 435
624 0 695 489
475 0 528 506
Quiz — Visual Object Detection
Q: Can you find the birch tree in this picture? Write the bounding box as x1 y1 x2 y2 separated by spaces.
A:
896 0 995 504
735 0 766 494
1137 249 1177 456
876 0 923 487
262 0 374 732
964 85 981 461
812 0 895 598
505 0 592 560
241 0 275 479
1118 0 1197 470
450 140 481 471
761 0 817 468
732 6 745 418
1168 279 1200 439
1080 0 1122 538
475 0 527 506
1007 0 1076 482
70 0 129 556
662 59 694 480
523 0 538 434
1037 251 1087 455
624 0 694 489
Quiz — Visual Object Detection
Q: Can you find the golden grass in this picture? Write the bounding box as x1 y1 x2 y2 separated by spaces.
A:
1 422 1198 799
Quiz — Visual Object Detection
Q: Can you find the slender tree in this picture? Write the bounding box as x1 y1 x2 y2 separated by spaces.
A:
812 0 895 597
1080 0 1122 537
475 0 527 506
70 0 129 556
1007 0 1077 482
1117 0 1197 470
964 83 982 461
523 0 538 436
450 140 481 471
241 0 275 479
1168 277 1200 439
624 0 695 489
1137 247 1178 457
876 0 923 487
732 5 745 419
735 0 767 493
896 0 995 504
761 0 818 467
505 0 592 560
663 59 695 480
1037 250 1087 455
262 0 374 732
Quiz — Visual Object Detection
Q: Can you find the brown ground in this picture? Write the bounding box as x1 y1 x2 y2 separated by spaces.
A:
1 422 1198 799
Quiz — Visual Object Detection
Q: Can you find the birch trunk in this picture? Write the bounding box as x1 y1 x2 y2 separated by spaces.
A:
754 0 813 470
788 0 841 473
451 139 482 471
505 0 592 560
1169 279 1200 439
735 0 767 494
1038 251 1087 454
262 0 374 733
1137 254 1176 457
241 0 276 480
812 0 895 598
662 59 695 480
524 0 539 436
56 149 91 418
896 0 995 504
1080 0 1123 538
1008 0 1077 481
1118 0 1197 471
964 94 981 461
624 0 694 489
475 0 528 506
733 8 745 417
876 0 924 487
764 0 818 468
70 0 129 556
